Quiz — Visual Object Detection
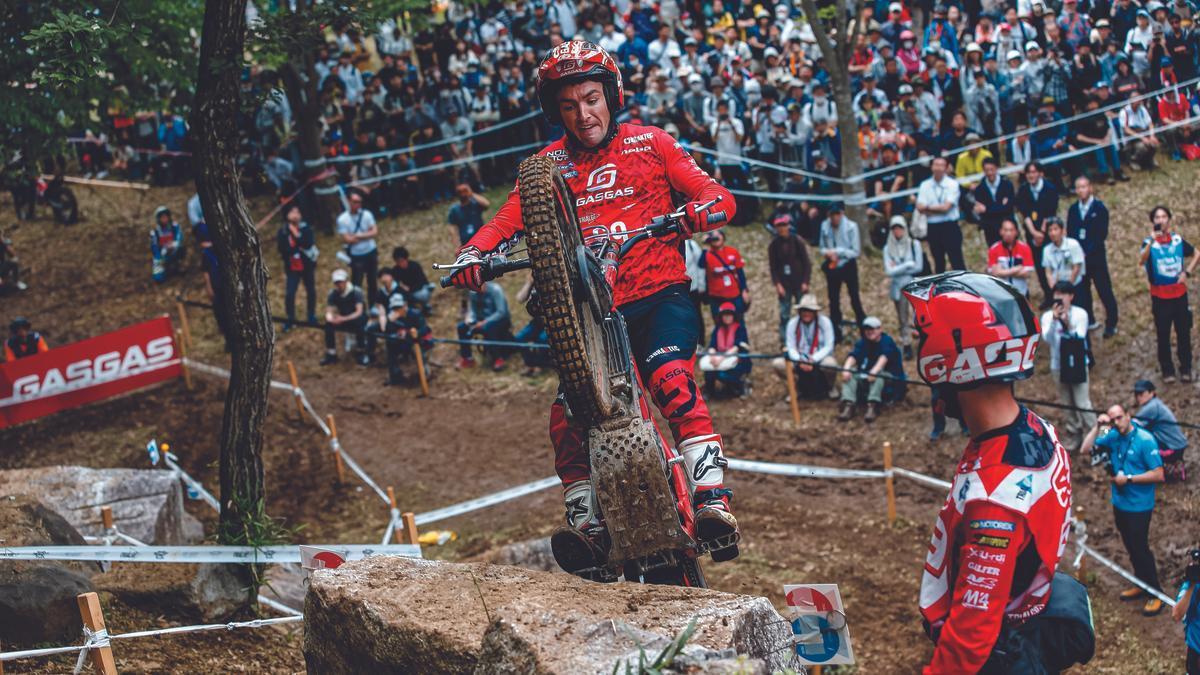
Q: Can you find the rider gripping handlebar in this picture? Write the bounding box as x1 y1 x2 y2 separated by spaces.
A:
448 40 740 575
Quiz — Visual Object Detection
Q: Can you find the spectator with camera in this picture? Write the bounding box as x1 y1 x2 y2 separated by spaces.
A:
1041 281 1095 451
1171 548 1200 673
1139 205 1200 383
1081 404 1166 616
1133 379 1189 484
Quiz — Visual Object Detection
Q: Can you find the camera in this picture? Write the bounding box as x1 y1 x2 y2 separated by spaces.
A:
1187 548 1200 583
1091 446 1116 475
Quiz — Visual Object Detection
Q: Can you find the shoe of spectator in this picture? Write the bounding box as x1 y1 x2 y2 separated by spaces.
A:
458 357 476 369
1164 374 1177 384
864 402 879 423
282 322 293 334
16 281 27 291
1143 598 1164 616
320 352 338 366
837 401 855 422
1116 171 1131 181
1120 587 1145 601
492 357 507 372
929 428 942 441
1105 174 1117 185
1104 327 1118 339
828 388 839 400
1183 373 1193 383
358 354 371 366
1088 321 1101 331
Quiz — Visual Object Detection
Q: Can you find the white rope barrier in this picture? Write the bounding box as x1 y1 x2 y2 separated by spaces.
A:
891 467 953 490
327 110 540 163
255 594 303 617
162 451 221 512
414 476 561 526
1075 540 1177 607
0 543 421 564
727 457 887 479
348 142 541 188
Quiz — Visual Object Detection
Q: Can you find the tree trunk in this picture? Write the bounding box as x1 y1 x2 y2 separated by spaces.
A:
280 60 343 234
800 0 869 228
193 0 272 571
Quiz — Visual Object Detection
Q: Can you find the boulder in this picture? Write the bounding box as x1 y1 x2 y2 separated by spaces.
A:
98 562 252 622
304 557 800 675
0 465 203 545
474 537 559 573
0 495 100 644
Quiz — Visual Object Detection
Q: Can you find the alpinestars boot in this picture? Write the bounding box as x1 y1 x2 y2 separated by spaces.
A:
550 480 610 576
679 434 740 562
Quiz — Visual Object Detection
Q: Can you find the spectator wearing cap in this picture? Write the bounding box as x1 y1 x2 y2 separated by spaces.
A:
774 293 838 400
321 269 369 366
1120 95 1161 170
1016 160 1060 305
380 293 433 387
457 280 512 371
1043 217 1087 308
802 81 838 129
1042 280 1096 450
881 2 909 47
5 317 49 362
882 215 923 361
680 73 715 140
700 230 750 321
972 157 1015 246
767 213 811 344
699 302 752 399
1133 379 1189 483
915 155 965 273
963 68 1001 140
1139 205 1200 383
1068 176 1119 337
149 206 186 283
818 204 865 342
1127 9 1156 77
1080 403 1165 616
836 316 905 424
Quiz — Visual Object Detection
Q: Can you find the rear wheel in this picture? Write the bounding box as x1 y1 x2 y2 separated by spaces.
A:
520 155 616 426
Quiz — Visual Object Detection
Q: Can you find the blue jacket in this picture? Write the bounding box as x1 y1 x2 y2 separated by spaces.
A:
1066 198 1109 258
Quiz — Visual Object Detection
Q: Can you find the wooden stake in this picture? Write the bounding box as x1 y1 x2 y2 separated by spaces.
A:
76 592 117 674
175 301 193 350
175 329 192 390
783 361 802 426
387 486 398 510
101 506 114 531
326 414 346 484
286 360 305 421
811 667 822 675
883 441 897 526
412 338 431 398
401 512 419 545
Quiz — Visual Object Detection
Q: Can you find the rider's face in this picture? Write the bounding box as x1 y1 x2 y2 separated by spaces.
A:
557 81 610 149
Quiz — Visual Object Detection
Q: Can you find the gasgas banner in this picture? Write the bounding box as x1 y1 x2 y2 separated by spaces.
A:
0 316 181 429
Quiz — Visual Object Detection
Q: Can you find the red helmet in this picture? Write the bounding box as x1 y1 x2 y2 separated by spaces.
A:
903 272 1040 388
535 40 624 126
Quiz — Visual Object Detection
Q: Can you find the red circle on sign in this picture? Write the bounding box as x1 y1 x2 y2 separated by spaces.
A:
786 587 835 612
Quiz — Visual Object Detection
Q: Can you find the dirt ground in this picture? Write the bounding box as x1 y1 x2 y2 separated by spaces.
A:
2 159 1199 673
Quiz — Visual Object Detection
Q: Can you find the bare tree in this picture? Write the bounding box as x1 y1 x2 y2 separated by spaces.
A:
797 0 869 225
193 0 273 584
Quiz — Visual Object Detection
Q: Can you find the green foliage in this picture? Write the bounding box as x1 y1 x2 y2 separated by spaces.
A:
2 0 202 164
248 0 434 69
610 618 699 675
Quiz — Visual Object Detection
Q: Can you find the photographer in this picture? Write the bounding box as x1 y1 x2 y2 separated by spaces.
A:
1041 281 1095 451
1081 404 1166 616
1133 379 1189 483
1171 549 1200 673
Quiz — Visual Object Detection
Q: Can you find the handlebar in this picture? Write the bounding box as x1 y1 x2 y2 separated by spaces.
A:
436 255 532 288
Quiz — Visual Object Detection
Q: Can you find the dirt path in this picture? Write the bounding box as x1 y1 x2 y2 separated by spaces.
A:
2 161 1199 672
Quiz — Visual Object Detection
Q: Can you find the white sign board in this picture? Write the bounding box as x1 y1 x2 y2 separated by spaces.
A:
783 584 855 666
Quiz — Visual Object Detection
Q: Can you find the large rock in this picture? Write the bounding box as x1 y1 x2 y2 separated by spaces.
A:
0 495 101 644
304 557 800 675
99 562 253 622
0 465 203 545
474 536 559 573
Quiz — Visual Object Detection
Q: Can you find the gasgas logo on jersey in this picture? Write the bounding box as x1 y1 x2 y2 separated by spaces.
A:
578 163 633 206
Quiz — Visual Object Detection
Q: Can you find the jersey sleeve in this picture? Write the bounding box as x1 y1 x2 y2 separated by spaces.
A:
466 185 523 253
653 129 735 229
924 501 1030 675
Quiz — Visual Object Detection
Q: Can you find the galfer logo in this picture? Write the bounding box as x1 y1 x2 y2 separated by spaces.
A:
585 163 618 192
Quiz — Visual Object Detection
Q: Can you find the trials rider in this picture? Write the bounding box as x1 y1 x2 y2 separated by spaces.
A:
449 40 739 572
904 272 1094 673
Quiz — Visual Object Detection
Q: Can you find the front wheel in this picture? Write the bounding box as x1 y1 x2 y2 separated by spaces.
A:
520 155 617 426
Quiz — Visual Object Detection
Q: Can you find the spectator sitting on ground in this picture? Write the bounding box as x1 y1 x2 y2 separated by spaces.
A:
882 215 923 361
987 219 1036 298
321 269 369 366
150 206 185 283
457 280 511 372
699 229 750 320
381 294 433 387
1080 403 1166 617
1133 379 1188 483
836 316 906 424
5 317 49 361
773 293 838 400
700 301 752 399
1120 95 1160 171
391 246 435 316
1041 280 1096 451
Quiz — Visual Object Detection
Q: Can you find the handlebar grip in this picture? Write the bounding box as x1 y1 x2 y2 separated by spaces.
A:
440 275 454 288
706 211 728 225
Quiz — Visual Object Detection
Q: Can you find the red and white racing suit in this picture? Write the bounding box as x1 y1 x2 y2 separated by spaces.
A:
921 407 1073 674
466 123 734 489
